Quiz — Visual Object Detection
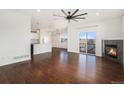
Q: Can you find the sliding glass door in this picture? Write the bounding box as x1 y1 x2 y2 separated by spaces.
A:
79 32 87 53
79 32 96 55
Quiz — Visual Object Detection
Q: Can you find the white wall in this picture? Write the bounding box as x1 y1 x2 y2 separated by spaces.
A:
100 17 123 39
0 12 31 66
52 20 68 49
52 31 67 49
33 28 52 54
68 17 123 56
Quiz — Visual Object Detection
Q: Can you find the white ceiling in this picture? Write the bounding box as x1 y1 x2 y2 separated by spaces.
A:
0 9 124 28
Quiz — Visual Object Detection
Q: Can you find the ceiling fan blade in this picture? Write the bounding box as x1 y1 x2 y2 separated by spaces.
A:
73 13 88 18
73 17 86 19
53 14 65 17
61 9 68 16
72 19 78 22
71 9 79 17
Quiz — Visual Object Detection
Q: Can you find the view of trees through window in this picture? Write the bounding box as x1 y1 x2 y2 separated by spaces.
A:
79 32 96 54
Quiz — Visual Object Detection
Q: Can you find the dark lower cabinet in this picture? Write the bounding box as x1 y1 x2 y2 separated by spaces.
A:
31 44 34 59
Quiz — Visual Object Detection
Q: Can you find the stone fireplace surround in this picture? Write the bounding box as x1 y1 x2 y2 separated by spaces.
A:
102 40 123 64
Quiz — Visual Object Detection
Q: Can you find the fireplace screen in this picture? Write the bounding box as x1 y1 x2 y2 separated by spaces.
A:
105 45 117 58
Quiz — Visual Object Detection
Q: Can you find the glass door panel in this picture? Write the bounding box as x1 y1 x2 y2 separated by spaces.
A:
79 32 87 53
87 32 96 54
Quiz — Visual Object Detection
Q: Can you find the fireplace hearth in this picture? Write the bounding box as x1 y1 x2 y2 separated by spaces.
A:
102 40 123 63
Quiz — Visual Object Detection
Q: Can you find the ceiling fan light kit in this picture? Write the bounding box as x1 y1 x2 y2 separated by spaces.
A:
53 9 88 23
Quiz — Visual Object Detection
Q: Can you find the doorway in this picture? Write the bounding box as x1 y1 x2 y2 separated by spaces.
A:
79 32 96 55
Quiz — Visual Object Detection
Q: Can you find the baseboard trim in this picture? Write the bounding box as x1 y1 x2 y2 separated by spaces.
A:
0 57 31 67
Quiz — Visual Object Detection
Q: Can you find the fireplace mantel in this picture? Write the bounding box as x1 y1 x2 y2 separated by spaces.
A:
102 38 123 40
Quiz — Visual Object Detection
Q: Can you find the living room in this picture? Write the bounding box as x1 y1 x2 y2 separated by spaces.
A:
0 9 124 84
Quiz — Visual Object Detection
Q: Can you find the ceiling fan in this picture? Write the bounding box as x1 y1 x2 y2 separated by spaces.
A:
53 9 88 23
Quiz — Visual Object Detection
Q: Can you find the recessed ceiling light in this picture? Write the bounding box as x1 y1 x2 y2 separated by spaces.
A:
96 12 100 16
37 9 41 12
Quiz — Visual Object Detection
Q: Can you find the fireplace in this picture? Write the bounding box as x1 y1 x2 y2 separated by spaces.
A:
102 40 123 63
105 45 117 58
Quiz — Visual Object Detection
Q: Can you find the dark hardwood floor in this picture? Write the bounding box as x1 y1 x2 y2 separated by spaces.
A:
0 48 124 84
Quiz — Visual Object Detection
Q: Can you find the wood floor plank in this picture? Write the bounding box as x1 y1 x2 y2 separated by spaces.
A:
0 48 124 84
